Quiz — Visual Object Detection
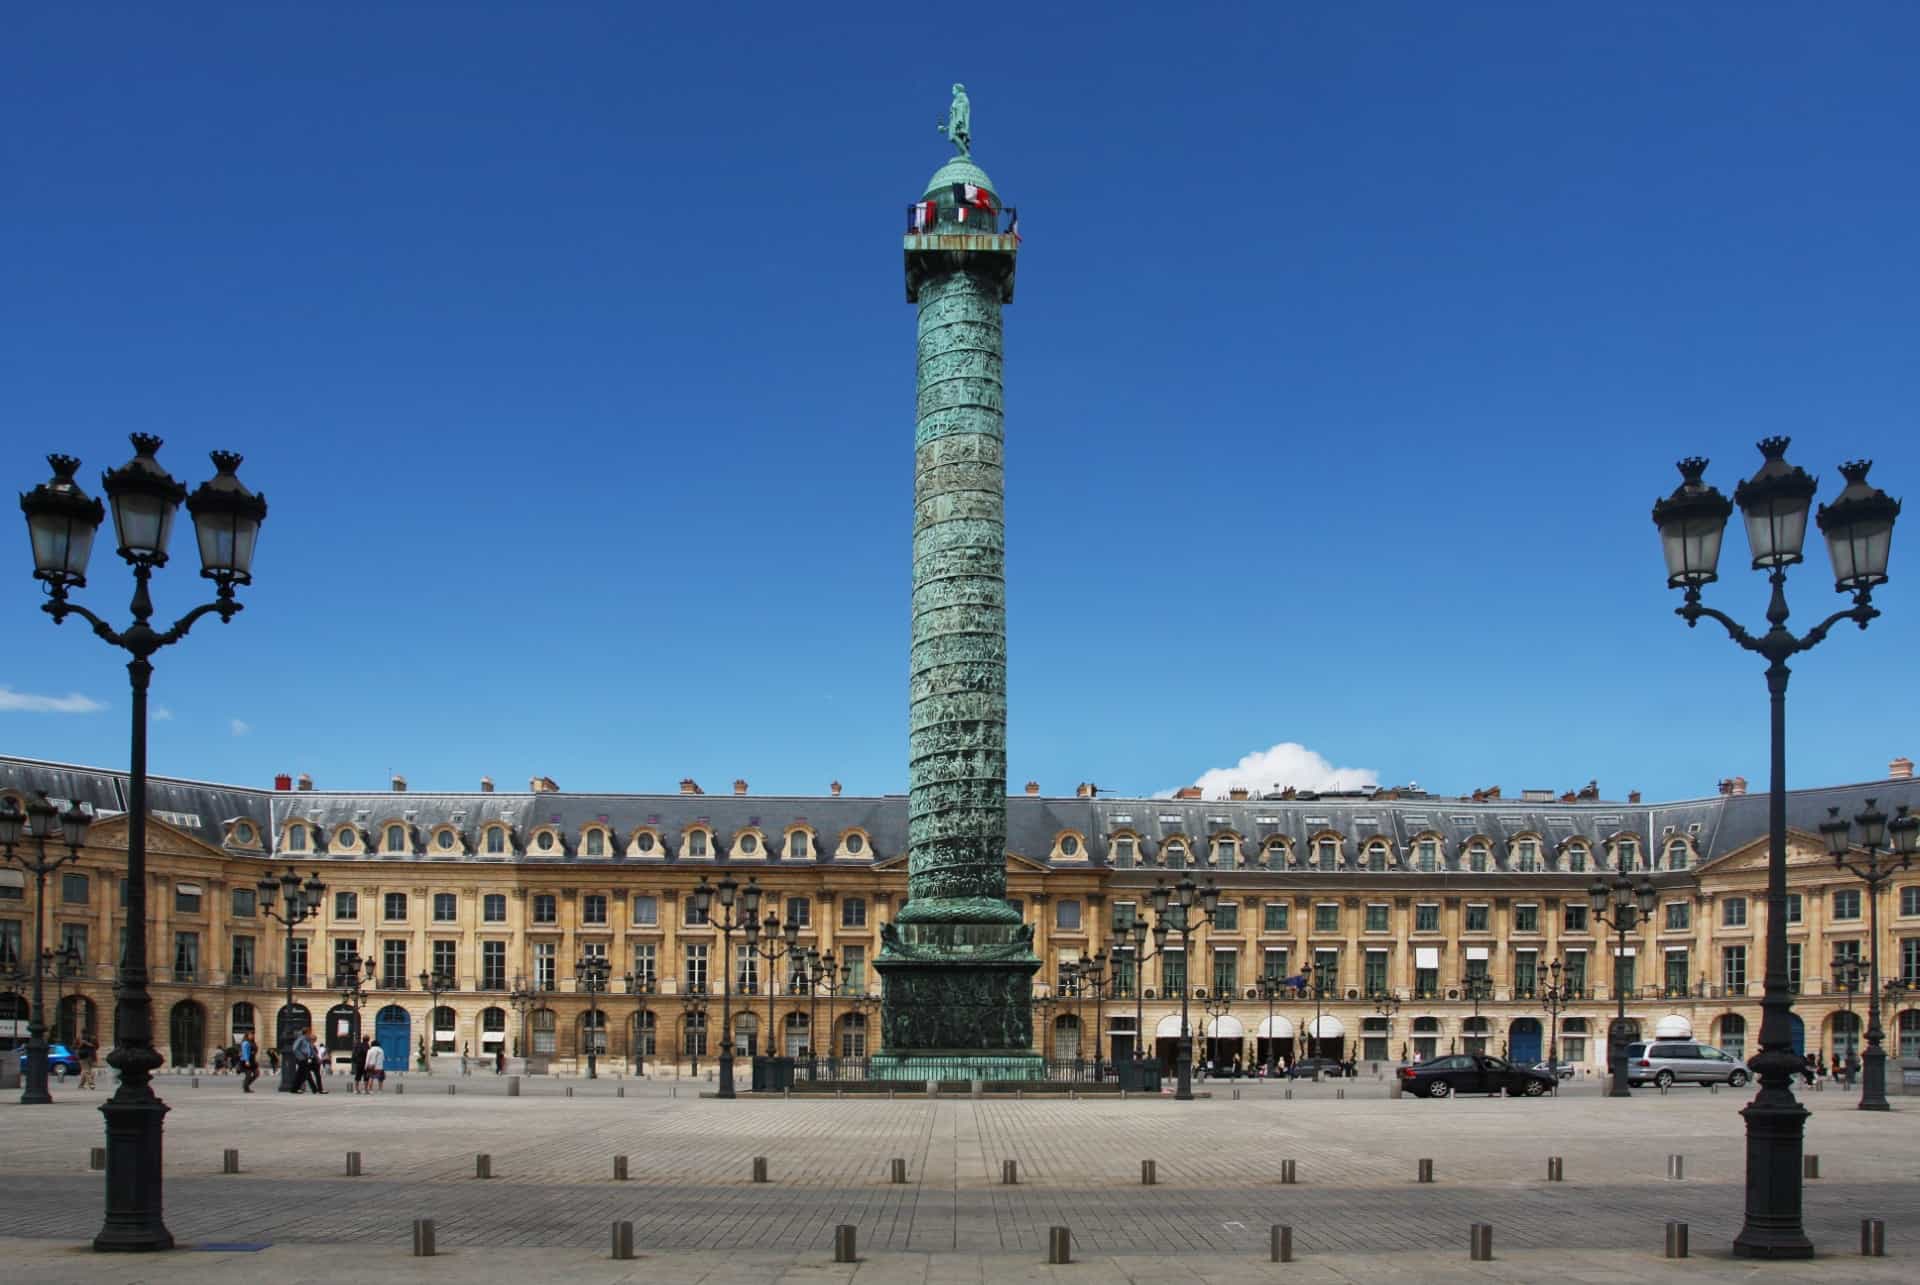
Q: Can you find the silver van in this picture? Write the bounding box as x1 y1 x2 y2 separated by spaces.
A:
1624 1040 1749 1088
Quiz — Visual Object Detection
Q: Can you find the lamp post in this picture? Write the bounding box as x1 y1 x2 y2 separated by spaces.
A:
745 909 801 1079
1123 911 1168 1082
574 954 609 1079
20 437 266 1253
1201 988 1233 1076
1373 988 1402 1066
1541 960 1569 1081
1829 952 1861 1079
1653 440 1900 1258
507 974 536 1062
1077 951 1109 1081
258 867 326 1091
622 969 655 1075
693 873 760 1099
1819 799 1917 1110
52 939 86 1047
811 949 841 1078
0 793 90 1104
1301 961 1327 1060
332 950 374 1062
417 970 453 1072
1147 875 1222 1101
1589 872 1656 1097
683 997 707 1076
1032 987 1058 1062
1462 973 1491 1055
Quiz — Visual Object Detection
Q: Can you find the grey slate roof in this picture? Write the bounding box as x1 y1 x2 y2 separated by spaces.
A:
3 754 1915 869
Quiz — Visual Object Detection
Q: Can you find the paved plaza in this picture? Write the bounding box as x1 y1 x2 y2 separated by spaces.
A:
1 1072 1916 1281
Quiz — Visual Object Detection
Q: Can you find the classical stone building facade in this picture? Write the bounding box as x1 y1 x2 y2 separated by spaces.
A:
4 754 1918 1076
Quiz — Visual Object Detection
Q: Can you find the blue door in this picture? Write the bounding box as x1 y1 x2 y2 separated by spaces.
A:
1508 1018 1542 1065
375 1005 410 1073
1789 1013 1806 1056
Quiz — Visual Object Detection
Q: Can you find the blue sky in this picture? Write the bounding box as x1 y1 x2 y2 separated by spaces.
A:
4 2 1916 803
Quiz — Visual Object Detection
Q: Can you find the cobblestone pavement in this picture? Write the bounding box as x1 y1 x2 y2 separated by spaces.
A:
2 1072 1915 1270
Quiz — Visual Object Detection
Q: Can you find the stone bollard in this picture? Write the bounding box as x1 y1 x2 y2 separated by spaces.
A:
614 1155 629 1181
1047 1226 1071 1264
1281 1159 1297 1184
1232 1088 1241 1101
1709 1083 1718 1095
508 1075 520 1097
89 1147 107 1171
611 1220 634 1260
395 1082 404 1095
1548 1157 1563 1182
888 1088 895 1100
1418 1158 1434 1183
926 1078 938 1098
1141 1159 1157 1185
222 1148 240 1174
1804 1154 1819 1179
1270 1224 1293 1263
1469 1223 1493 1261
1001 1159 1018 1185
834 1224 858 1263
752 1156 769 1183
617 1086 625 1098
670 1085 677 1098
447 1084 456 1096
1861 1218 1886 1256
1284 1088 1293 1101
412 1218 436 1257
1659 1082 1668 1096
1815 1078 1824 1092
1337 1088 1345 1100
346 1151 362 1177
971 1079 983 1099
476 1153 492 1179
890 1157 908 1184
191 1076 200 1088
783 1089 791 1101
566 1086 574 1098
1390 1077 1402 1100
1665 1220 1689 1258
1666 1154 1684 1181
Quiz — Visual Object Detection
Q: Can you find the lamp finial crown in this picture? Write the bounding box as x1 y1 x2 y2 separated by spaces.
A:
46 454 82 482
209 450 244 475
129 432 164 459
1756 436 1791 461
1838 459 1873 485
1676 456 1710 485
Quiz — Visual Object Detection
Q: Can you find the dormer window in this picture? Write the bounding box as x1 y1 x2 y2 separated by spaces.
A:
688 830 709 858
1664 838 1691 870
585 829 604 857
435 829 455 851
1566 842 1589 873
1515 838 1540 872
1211 836 1236 866
738 833 758 855
385 823 406 854
486 827 505 855
1060 834 1080 857
1164 840 1187 867
844 832 865 856
287 824 308 853
1366 840 1389 872
1315 838 1339 870
1112 836 1136 867
634 830 658 856
233 821 255 845
336 827 358 852
787 830 810 860
1416 839 1438 871
535 831 555 853
1467 842 1489 873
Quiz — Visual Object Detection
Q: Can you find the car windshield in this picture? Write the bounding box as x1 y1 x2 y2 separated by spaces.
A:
1482 1057 1509 1071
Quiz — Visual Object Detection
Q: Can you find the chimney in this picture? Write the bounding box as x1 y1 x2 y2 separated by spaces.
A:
1892 756 1914 781
1077 782 1096 799
274 773 292 792
1485 785 1501 800
480 776 495 793
1174 786 1203 800
391 774 407 793
1628 790 1642 804
678 778 702 795
1024 780 1040 796
829 780 843 797
1717 775 1749 797
1577 779 1600 801
1227 786 1249 801
530 776 559 793
732 778 748 796
295 772 313 791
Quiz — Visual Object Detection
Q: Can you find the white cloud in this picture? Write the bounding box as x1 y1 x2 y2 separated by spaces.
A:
1167 741 1380 799
0 685 107 714
152 706 174 721
229 719 252 737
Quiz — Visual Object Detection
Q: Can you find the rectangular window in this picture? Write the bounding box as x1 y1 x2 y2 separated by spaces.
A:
1615 953 1635 996
1363 949 1388 995
483 893 507 923
384 892 408 922
1212 901 1239 931
1161 949 1186 996
1516 838 1539 871
1832 888 1862 921
1902 887 1920 917
432 939 457 980
1563 950 1586 996
1786 941 1802 993
683 896 708 926
1263 901 1289 932
534 941 555 990
481 941 506 989
1563 903 1589 933
1112 837 1135 867
1785 892 1803 924
1211 949 1237 995
0 920 19 968
630 944 656 989
382 940 408 989
684 943 709 993
840 944 866 993
1514 950 1537 997
1056 900 1083 931
287 938 308 987
786 896 811 928
172 932 199 980
1365 904 1389 933
230 934 255 982
1112 946 1137 998
841 897 868 929
1568 845 1588 873
230 888 255 918
787 830 810 859
1902 938 1920 986
1313 903 1338 934
582 894 608 925
1464 903 1489 932
687 831 708 858
433 892 457 922
486 827 505 855
631 895 658 926
334 891 358 920
1417 839 1437 872
533 894 558 924
333 937 358 982
0 876 19 904
735 942 758 994
1262 947 1288 983
60 923 87 965
61 872 89 904
1665 949 1689 997
1723 945 1747 992
1514 904 1538 933
1313 948 1339 994
1414 903 1439 932
1665 902 1691 931
1722 897 1748 927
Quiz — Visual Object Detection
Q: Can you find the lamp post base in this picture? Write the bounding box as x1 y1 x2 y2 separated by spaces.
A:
1731 1093 1812 1259
21 1044 52 1105
1860 1046 1890 1111
93 1095 173 1253
1174 1040 1193 1101
717 1052 735 1099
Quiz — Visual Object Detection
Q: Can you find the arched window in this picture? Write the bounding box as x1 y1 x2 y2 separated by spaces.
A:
1211 835 1236 866
1466 842 1490 873
838 1011 868 1059
480 1006 506 1052
432 1006 458 1051
1514 838 1540 872
632 1009 656 1059
683 1009 707 1057
286 824 307 853
1718 1013 1747 1060
486 826 505 854
787 829 810 860
579 1009 608 1054
1315 837 1340 870
230 1001 257 1041
1415 839 1439 872
1163 839 1187 867
385 823 406 853
687 829 710 858
1664 838 1691 871
532 1008 557 1055
1365 841 1389 872
783 1010 810 1057
1565 842 1589 873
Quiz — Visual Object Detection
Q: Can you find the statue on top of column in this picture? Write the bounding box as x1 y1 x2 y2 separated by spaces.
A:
937 83 971 156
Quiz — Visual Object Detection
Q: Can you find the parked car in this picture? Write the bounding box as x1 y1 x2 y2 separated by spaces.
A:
1400 1054 1554 1098
16 1043 81 1077
1290 1057 1346 1078
1530 1060 1576 1081
1623 1041 1750 1089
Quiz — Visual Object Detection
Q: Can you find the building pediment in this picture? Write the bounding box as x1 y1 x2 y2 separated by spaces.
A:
82 811 234 862
1693 827 1829 881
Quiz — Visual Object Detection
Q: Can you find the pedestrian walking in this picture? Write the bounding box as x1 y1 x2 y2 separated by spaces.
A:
461 1042 471 1077
364 1037 385 1091
238 1030 258 1093
294 1025 325 1094
77 1033 98 1090
350 1034 369 1094
495 1046 505 1075
1845 1049 1860 1089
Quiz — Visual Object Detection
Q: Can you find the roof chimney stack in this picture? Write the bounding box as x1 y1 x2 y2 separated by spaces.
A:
274 773 292 792
296 772 312 791
1227 786 1249 800
1891 756 1914 781
1077 782 1096 798
530 775 559 793
480 776 495 793
1024 780 1040 796
679 778 702 795
1717 775 1749 797
830 780 843 797
391 774 407 793
1173 786 1203 800
1628 789 1642 804
732 778 748 796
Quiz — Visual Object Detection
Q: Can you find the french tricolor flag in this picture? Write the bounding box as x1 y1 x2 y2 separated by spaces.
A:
908 200 936 232
953 182 993 210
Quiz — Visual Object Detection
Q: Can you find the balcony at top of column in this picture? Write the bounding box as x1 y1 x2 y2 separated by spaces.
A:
905 155 1018 303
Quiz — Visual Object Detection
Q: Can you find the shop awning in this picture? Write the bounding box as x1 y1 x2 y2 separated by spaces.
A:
1306 1015 1345 1039
1206 1015 1245 1039
1257 1015 1295 1038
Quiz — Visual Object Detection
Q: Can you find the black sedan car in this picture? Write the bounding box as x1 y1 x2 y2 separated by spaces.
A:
1400 1054 1554 1098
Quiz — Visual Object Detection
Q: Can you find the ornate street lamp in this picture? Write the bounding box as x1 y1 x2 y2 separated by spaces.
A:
693 873 759 1099
257 867 326 1090
1820 800 1918 1110
623 968 656 1075
1120 909 1167 1085
507 974 537 1062
573 954 610 1079
417 969 454 1071
0 793 90 1103
745 908 802 1081
332 950 375 1059
1076 951 1110 1081
1588 872 1656 1097
1148 875 1222 1100
1300 961 1329 1060
19 436 265 1252
1541 960 1570 1084
1201 988 1233 1076
1653 441 1899 1259
1373 988 1402 1067
683 997 708 1076
811 948 842 1079
1462 973 1492 1054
